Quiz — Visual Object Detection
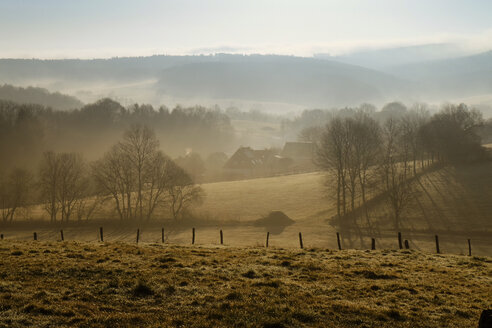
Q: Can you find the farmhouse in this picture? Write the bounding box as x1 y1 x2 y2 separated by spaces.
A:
280 141 316 170
223 147 292 178
223 142 316 178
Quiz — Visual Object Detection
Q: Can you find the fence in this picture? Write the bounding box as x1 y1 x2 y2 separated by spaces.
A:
0 227 478 256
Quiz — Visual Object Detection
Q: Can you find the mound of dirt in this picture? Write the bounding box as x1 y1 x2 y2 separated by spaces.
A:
254 211 295 227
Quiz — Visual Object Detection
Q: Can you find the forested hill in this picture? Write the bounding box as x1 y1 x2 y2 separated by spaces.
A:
1 52 492 109
0 55 409 107
0 84 83 111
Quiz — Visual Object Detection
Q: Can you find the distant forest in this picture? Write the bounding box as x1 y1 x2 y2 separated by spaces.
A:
0 84 83 111
0 98 234 171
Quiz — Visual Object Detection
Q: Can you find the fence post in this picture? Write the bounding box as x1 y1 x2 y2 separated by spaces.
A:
33 232 37 241
435 235 440 254
220 230 223 245
404 240 410 249
161 228 165 243
266 232 270 248
192 228 195 245
136 229 140 244
0 234 3 240
371 238 375 250
60 229 64 241
398 232 403 250
467 239 471 256
336 232 342 250
99 227 103 242
299 232 303 249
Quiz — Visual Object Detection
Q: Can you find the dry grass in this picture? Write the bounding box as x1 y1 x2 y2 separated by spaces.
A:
4 163 492 255
198 171 331 221
0 241 490 327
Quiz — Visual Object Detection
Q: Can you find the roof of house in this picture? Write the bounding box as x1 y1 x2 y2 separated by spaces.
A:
223 147 275 169
280 142 315 159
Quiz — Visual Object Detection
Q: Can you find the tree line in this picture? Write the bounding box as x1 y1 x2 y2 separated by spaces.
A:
0 98 234 172
1 125 203 224
315 103 487 229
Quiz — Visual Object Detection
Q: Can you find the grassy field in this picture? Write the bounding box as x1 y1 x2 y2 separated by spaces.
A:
0 241 490 328
3 162 492 255
198 171 331 222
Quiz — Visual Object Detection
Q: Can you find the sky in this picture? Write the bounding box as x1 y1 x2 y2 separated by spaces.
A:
0 0 491 59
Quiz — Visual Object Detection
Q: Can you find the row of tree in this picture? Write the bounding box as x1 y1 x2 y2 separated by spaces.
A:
0 125 203 224
315 103 487 228
0 98 234 172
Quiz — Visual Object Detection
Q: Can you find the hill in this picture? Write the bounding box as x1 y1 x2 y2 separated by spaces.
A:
0 54 408 108
386 51 492 100
0 241 490 327
0 84 83 110
156 56 407 107
2 52 492 109
317 43 468 70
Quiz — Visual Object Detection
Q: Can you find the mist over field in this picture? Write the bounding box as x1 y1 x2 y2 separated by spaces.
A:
1 1 492 327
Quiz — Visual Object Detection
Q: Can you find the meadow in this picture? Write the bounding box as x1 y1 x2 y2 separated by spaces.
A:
2 162 492 256
0 241 490 328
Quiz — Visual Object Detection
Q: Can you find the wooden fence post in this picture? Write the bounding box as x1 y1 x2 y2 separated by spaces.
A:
99 227 103 242
33 232 37 241
192 228 195 245
220 230 223 245
467 239 471 256
336 232 342 250
136 229 140 244
60 229 64 241
404 240 410 249
371 238 375 250
266 232 270 248
299 232 303 249
435 235 440 254
161 228 165 243
398 232 403 250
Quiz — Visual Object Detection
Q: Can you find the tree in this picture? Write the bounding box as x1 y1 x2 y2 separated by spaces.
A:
39 151 61 223
0 168 32 223
93 144 136 221
56 153 87 222
421 104 484 163
380 118 415 229
118 125 159 220
317 117 349 219
165 161 204 220
174 152 206 182
317 112 381 222
351 112 381 220
298 125 324 145
93 125 203 221
39 151 87 223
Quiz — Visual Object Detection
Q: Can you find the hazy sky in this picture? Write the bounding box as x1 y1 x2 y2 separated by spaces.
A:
1 0 491 58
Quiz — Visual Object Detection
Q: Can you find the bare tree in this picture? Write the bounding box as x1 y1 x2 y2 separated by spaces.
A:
165 161 204 220
143 151 176 220
93 145 135 221
93 125 202 221
0 168 32 223
39 151 88 223
56 153 87 222
39 151 61 223
380 118 415 229
317 117 349 219
352 112 381 220
118 125 159 220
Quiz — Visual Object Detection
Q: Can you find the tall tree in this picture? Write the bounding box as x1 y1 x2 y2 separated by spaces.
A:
0 168 32 223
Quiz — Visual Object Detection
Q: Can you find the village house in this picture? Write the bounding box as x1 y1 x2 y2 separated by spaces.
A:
223 142 316 178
